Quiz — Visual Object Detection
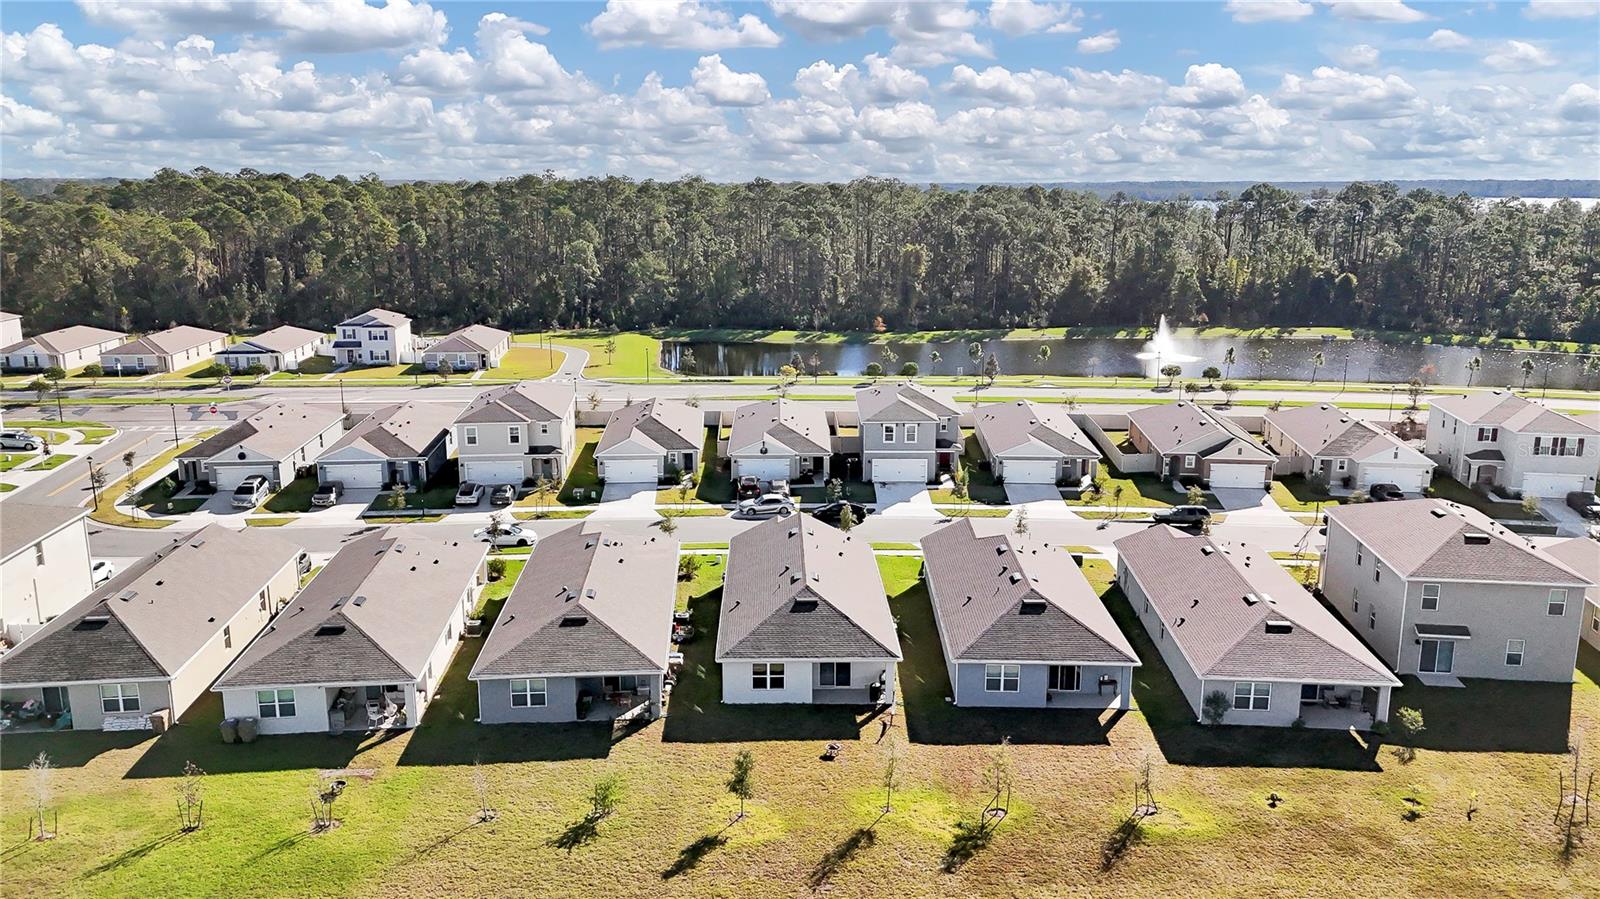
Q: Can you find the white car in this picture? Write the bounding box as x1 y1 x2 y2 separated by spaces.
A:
0 430 42 451
736 493 796 518
472 523 537 548
91 559 116 586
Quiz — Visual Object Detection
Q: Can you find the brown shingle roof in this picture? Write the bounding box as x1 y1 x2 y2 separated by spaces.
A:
856 383 959 423
975 399 1098 458
1 325 126 356
107 325 226 357
330 401 460 459
596 399 701 455
1129 402 1273 460
1326 499 1590 585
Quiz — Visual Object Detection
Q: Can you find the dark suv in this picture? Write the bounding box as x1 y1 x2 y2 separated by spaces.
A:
1368 483 1405 502
1153 505 1211 527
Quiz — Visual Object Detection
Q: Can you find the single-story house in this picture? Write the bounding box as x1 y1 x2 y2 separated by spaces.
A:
1263 403 1434 494
216 326 326 372
317 401 460 489
727 398 833 484
0 525 302 732
453 382 576 485
1545 537 1600 652
177 402 346 491
921 518 1139 709
855 382 962 483
101 325 229 374
0 310 21 348
3 325 127 371
470 528 677 724
595 398 703 484
1 503 94 643
716 516 902 705
215 530 487 735
974 399 1101 486
1127 402 1275 488
1115 525 1400 730
422 325 511 371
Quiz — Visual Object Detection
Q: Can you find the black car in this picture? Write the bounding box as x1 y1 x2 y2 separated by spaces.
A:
490 483 517 506
811 500 869 525
1368 483 1405 502
1152 505 1211 526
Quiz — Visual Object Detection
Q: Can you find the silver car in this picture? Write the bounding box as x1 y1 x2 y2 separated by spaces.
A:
736 493 796 518
0 430 42 451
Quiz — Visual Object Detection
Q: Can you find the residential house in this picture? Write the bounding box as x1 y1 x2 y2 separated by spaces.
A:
215 325 326 372
470 528 677 724
855 382 961 484
727 398 833 485
595 399 703 484
316 401 460 489
1 503 94 643
1127 402 1275 488
716 516 902 705
332 308 415 366
101 326 228 374
3 325 127 371
215 530 486 734
1115 525 1399 729
0 525 301 731
1263 403 1435 494
1426 390 1597 496
921 518 1138 709
422 325 511 371
454 382 575 485
0 311 22 348
973 399 1100 486
1544 538 1600 652
176 402 345 491
1320 499 1591 682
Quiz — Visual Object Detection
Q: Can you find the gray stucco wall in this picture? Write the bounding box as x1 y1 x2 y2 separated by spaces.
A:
953 661 1131 709
477 675 582 723
1118 560 1205 721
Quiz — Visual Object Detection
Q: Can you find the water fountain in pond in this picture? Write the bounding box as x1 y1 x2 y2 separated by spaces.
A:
1133 314 1199 378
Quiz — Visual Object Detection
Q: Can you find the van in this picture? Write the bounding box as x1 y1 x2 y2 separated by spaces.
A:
231 475 270 509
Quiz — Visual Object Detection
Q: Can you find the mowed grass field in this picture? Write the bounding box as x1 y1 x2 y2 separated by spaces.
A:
1 555 1596 899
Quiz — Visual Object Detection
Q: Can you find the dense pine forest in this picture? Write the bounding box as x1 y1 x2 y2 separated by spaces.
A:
3 170 1598 342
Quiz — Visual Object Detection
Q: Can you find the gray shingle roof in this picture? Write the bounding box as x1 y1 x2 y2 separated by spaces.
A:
339 308 411 328
329 401 460 460
855 383 959 423
1114 525 1397 685
0 502 88 563
596 399 701 455
717 517 902 661
1 325 126 356
218 326 324 355
423 325 510 355
1129 402 1273 460
728 398 831 456
106 325 226 357
215 530 486 688
1327 499 1590 586
178 402 344 463
1544 538 1599 587
975 400 1098 458
454 382 573 425
921 519 1137 665
470 528 677 678
1432 390 1598 436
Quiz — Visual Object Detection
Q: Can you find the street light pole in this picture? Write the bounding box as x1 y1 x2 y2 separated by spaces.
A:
170 402 181 451
86 455 99 507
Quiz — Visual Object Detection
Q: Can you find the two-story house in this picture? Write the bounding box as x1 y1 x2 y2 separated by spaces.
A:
452 382 576 485
1544 538 1600 652
1 503 95 643
1127 402 1274 488
333 309 415 366
1426 390 1597 497
1321 499 1592 683
855 383 961 484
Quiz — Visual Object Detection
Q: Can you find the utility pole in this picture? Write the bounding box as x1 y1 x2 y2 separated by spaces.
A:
170 402 181 451
339 379 347 414
86 455 99 507
53 385 63 421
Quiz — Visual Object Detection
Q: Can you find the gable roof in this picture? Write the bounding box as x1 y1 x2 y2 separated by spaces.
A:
1326 499 1590 586
717 516 902 661
728 398 831 456
179 402 344 463
0 525 300 686
1129 402 1273 461
424 325 510 355
1431 390 1598 436
975 399 1098 458
106 325 226 357
1114 525 1398 685
455 382 573 425
1267 403 1431 466
339 308 410 329
327 401 459 460
921 518 1137 665
1544 538 1599 591
0 502 88 563
218 325 324 355
2 325 126 356
215 530 486 688
470 528 677 678
856 382 960 423
596 398 701 455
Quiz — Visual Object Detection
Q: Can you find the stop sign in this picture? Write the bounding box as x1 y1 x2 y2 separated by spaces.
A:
209 403 218 414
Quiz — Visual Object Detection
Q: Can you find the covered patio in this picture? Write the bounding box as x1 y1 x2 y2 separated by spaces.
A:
1297 683 1388 731
574 675 660 722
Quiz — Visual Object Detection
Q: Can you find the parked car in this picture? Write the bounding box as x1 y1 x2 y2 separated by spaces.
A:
0 430 43 451
473 523 536 548
736 475 763 499
1152 505 1211 527
295 550 313 576
311 481 343 507
1368 483 1405 502
1567 491 1600 520
490 483 517 506
231 475 270 509
91 559 116 586
811 500 869 525
455 482 484 506
736 493 796 518
769 478 791 496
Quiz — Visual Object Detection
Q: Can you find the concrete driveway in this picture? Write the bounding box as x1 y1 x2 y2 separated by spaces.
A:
1540 500 1589 538
873 481 940 519
1004 483 1075 519
591 481 660 519
1210 488 1274 512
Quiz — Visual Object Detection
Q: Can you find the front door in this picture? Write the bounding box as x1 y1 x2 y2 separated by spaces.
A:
1419 639 1454 673
1475 465 1497 486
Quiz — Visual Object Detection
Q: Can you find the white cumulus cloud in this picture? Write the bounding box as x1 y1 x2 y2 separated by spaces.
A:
1168 63 1247 107
691 54 769 106
587 0 781 50
1425 29 1472 51
1225 1 1315 23
1483 40 1557 72
76 0 448 52
987 0 1082 35
1320 1 1429 23
1524 0 1600 19
1331 43 1380 69
1077 30 1120 54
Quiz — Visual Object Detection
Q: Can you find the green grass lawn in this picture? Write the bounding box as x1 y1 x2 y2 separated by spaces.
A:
331 362 423 380
1270 476 1344 513
244 517 297 527
541 332 674 380
794 479 877 504
269 356 338 378
259 476 319 513
1429 475 1544 520
656 429 735 505
556 428 604 504
1066 465 1192 509
493 346 563 380
928 434 1006 505
0 452 38 471
132 473 206 518
368 482 460 513
676 552 726 611
91 434 218 528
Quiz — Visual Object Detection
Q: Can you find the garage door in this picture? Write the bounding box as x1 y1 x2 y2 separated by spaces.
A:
319 462 385 489
871 457 928 483
1001 458 1058 484
1359 465 1428 494
213 464 278 491
602 458 658 483
735 457 790 481
1521 472 1588 497
460 460 526 486
1208 463 1266 488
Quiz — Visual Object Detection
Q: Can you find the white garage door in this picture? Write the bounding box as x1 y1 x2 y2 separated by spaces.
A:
735 457 790 481
213 463 278 491
1521 472 1588 497
602 458 658 483
319 462 385 489
1208 463 1266 488
871 457 928 483
1359 464 1428 494
1001 458 1058 484
460 460 525 485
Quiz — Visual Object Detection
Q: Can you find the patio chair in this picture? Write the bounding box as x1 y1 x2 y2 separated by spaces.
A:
366 700 384 727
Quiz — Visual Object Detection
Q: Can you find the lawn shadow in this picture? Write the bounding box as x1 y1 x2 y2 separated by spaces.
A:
1576 639 1599 690
807 826 876 891
660 831 728 879
83 831 185 876
1392 675 1573 754
0 729 151 769
1099 812 1147 872
941 818 997 873
125 694 384 779
549 810 611 853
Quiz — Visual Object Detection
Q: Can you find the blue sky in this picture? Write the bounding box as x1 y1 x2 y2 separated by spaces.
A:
2 1 1597 181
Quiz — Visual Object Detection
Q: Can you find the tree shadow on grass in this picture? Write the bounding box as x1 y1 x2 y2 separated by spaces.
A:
1099 813 1147 872
549 811 610 854
0 730 150 770
807 826 877 891
661 831 729 879
941 819 997 873
84 831 185 876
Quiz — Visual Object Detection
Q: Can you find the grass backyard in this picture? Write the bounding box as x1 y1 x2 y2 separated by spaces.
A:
928 434 1007 505
1066 465 1198 509
494 346 563 380
1269 476 1344 513
540 332 674 380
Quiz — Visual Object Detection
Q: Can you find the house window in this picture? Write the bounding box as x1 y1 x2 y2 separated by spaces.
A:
1505 639 1525 667
1233 681 1271 711
508 425 522 446
818 662 852 687
984 664 1020 692
602 675 639 693
1476 427 1498 442
1355 547 1363 566
905 423 919 443
539 422 550 436
256 688 295 718
751 663 785 690
939 420 949 432
882 424 895 443
1548 589 1568 616
464 427 478 447
1352 587 1360 615
509 678 547 707
1182 455 1196 469
100 683 141 713
1374 566 1381 583
1048 665 1080 691
1369 610 1377 630
34 543 44 565
223 626 232 649
1421 584 1440 611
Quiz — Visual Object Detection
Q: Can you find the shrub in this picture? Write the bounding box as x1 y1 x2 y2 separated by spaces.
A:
486 558 507 581
864 362 883 378
899 362 919 377
677 554 701 582
1201 690 1230 726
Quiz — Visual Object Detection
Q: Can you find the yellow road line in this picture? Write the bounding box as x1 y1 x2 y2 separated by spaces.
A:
47 434 154 497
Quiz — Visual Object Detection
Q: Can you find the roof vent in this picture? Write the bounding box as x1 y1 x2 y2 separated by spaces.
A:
1463 532 1492 545
190 538 206 548
1200 546 1215 556
1019 599 1047 614
790 573 802 584
155 579 165 587
353 595 368 607
585 588 596 598
1265 620 1294 635
75 616 110 631
1242 593 1261 606
995 545 1008 556
1429 508 1448 518
1175 616 1186 628
1009 573 1023 584
315 624 346 637
788 527 799 538
559 615 588 627
792 598 818 612
118 589 138 602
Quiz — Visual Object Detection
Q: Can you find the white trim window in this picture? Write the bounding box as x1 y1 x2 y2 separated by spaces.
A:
463 426 478 447
1420 583 1441 611
1476 427 1498 442
751 663 785 690
1232 681 1271 711
1047 665 1080 692
1548 589 1568 616
905 423 919 443
1335 458 1348 472
881 424 895 444
508 425 522 446
539 422 551 437
984 664 1020 692
509 678 547 707
818 662 852 687
100 683 141 713
1505 639 1525 667
257 688 295 718
1182 454 1197 469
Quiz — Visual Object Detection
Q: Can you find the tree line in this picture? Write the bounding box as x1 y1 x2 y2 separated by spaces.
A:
3 170 1596 342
